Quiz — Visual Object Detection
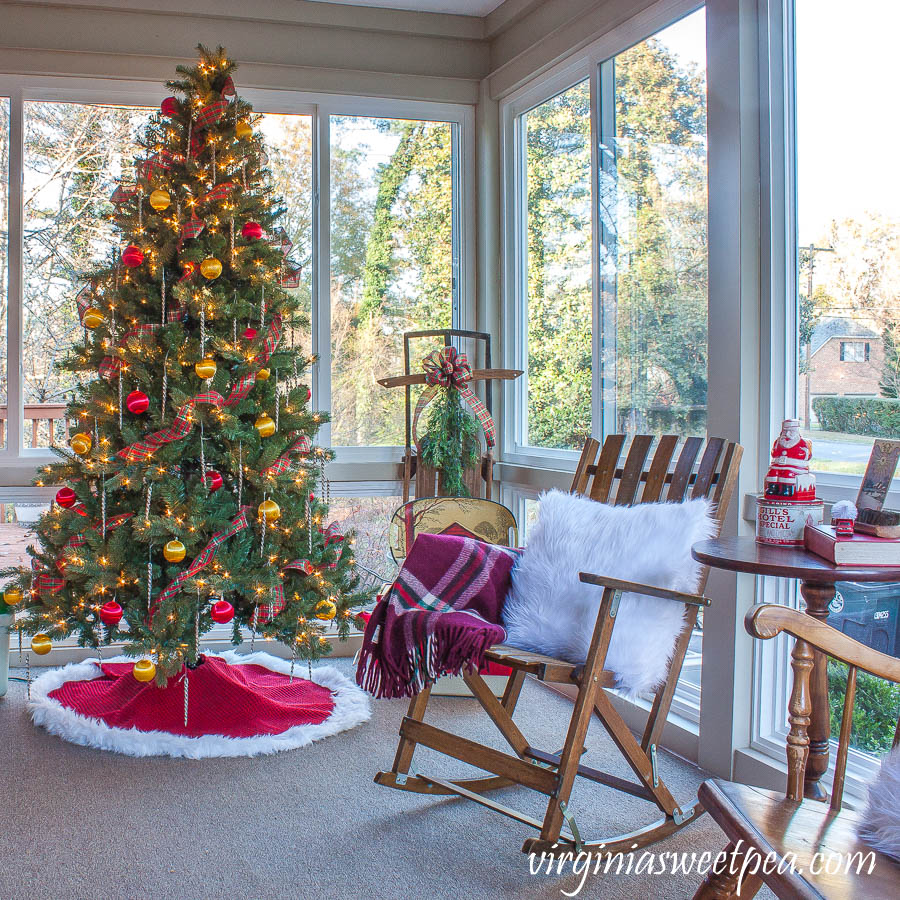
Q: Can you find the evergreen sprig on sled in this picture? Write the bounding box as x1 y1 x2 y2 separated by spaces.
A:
420 388 480 497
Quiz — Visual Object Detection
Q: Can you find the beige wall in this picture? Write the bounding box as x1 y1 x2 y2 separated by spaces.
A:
2 0 667 102
0 0 488 103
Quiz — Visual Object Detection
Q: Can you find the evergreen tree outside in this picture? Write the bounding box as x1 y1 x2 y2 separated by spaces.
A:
1 47 367 684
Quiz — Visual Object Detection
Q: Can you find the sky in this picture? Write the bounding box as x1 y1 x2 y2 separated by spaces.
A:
795 0 900 241
654 2 899 243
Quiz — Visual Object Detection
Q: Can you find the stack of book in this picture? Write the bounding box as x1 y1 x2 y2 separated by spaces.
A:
805 523 900 566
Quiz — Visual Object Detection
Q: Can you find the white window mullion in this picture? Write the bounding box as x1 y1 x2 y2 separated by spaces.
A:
6 88 24 458
313 106 332 450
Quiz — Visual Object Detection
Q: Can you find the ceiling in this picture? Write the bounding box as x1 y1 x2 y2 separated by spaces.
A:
304 0 506 16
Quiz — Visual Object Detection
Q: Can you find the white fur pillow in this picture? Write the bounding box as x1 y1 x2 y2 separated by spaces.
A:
502 490 716 697
860 747 900 860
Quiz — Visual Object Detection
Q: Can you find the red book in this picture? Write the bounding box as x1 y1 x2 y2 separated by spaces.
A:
804 523 900 565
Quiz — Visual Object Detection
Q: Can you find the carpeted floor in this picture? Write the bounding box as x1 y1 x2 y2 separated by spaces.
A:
0 659 772 900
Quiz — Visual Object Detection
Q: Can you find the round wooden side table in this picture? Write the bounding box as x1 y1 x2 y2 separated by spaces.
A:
692 535 900 802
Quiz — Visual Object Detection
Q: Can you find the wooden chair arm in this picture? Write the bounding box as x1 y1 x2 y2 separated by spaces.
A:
578 573 710 607
747 603 900 683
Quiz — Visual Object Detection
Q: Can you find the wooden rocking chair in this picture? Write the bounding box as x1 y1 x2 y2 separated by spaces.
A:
374 433 743 855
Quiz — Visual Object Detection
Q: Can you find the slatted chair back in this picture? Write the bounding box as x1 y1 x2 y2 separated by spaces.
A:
571 435 742 591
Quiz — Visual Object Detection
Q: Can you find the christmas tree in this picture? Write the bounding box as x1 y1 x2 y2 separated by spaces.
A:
1 46 367 685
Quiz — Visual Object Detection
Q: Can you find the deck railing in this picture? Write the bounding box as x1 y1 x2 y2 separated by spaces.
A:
0 404 72 449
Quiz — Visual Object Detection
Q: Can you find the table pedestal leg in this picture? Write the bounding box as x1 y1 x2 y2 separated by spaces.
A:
799 580 834 802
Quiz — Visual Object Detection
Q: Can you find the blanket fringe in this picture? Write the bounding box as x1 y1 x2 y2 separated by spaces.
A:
356 624 501 700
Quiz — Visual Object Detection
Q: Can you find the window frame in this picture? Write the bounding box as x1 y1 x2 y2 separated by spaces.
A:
746 0 894 800
500 0 708 472
0 75 475 480
499 1 710 728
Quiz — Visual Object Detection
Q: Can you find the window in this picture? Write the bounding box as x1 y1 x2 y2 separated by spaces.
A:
600 11 708 440
329 115 457 448
795 0 900 479
0 97 8 450
259 114 313 360
508 8 708 461
0 86 470 466
839 341 869 362
521 81 592 451
504 8 708 720
22 101 151 448
751 0 900 795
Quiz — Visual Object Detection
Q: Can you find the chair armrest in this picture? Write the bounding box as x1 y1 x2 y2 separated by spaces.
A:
747 603 900 683
578 572 710 607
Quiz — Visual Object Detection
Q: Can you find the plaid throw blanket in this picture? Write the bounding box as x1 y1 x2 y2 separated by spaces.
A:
356 533 520 699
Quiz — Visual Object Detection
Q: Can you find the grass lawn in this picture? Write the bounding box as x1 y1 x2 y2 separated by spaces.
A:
808 429 877 445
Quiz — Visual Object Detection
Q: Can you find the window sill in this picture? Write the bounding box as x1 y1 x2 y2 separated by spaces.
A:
9 628 364 668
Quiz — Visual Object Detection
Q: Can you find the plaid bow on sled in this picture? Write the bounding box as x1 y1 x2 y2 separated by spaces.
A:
412 347 496 449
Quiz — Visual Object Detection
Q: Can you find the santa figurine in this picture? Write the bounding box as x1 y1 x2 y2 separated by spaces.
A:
764 418 816 501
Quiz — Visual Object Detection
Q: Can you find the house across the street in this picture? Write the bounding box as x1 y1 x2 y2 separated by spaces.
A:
801 316 884 426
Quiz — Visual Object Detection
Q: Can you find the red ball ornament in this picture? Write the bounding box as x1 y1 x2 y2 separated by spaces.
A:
204 470 223 492
306 388 312 402
241 221 264 241
210 600 234 624
99 601 124 627
122 245 144 268
160 96 180 117
242 326 258 340
126 390 150 415
56 487 77 508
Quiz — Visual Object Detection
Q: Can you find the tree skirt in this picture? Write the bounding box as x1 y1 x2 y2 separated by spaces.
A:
28 651 371 759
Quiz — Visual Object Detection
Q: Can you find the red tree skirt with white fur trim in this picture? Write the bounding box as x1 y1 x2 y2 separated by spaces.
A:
28 650 371 758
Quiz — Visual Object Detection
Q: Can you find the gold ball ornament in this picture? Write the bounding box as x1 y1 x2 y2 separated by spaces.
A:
195 357 217 379
149 189 171 211
3 587 23 607
31 634 52 656
83 307 105 329
133 659 156 682
200 256 223 280
254 414 276 438
163 539 186 563
235 120 253 140
258 499 281 522
70 432 92 455
315 599 337 621
256 368 270 381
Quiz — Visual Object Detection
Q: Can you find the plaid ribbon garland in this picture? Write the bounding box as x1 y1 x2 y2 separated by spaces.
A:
219 314 283 408
321 521 344 548
199 182 236 204
277 265 302 289
75 284 93 323
99 324 160 380
195 100 228 129
139 150 175 181
110 184 138 204
261 525 346 624
262 433 311 477
115 315 283 464
57 512 133 571
412 347 496 449
268 227 293 257
149 507 251 623
178 216 205 249
190 129 205 159
117 391 226 464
